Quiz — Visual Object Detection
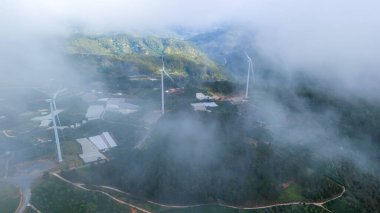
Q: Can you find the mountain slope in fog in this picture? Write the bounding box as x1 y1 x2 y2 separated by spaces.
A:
67 34 224 82
189 27 258 80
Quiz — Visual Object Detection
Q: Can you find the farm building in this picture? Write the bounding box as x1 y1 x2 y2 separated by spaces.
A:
105 98 139 114
191 102 218 112
76 138 107 163
85 105 105 120
88 132 118 151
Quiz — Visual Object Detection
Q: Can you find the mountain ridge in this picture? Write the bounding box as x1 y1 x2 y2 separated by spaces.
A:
67 33 225 81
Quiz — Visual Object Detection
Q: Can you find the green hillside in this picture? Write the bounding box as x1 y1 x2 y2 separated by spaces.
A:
67 34 224 81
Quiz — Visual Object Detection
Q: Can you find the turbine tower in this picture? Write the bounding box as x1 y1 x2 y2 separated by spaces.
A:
51 88 66 163
50 99 62 163
52 88 67 131
160 56 173 115
244 52 255 99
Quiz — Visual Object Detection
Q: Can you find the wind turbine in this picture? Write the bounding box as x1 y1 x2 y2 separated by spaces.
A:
244 52 255 99
50 88 66 163
160 56 174 115
49 99 62 163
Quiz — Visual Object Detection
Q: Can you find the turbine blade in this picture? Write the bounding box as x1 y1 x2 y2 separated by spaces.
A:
250 59 255 75
247 59 251 75
244 51 252 62
161 56 174 82
162 69 174 82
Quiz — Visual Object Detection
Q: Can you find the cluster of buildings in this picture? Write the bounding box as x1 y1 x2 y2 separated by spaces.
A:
76 132 118 164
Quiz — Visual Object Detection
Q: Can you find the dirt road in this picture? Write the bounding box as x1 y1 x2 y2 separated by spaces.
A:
51 173 151 213
52 172 345 212
99 184 345 212
9 160 56 213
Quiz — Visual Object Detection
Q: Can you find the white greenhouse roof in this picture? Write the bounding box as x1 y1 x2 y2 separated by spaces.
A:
86 105 104 120
88 132 118 151
77 138 106 163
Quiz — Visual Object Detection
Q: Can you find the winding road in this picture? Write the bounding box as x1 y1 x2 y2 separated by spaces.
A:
9 160 56 213
3 130 16 138
51 173 151 213
99 185 345 212
28 203 42 213
52 172 345 212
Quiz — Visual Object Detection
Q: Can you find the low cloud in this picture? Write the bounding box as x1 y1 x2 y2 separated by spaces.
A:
1 0 379 98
